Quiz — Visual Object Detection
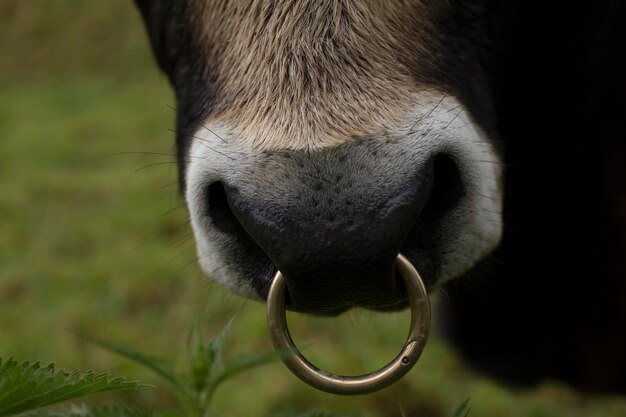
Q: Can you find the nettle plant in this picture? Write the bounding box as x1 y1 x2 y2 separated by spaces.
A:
0 319 337 417
0 320 470 417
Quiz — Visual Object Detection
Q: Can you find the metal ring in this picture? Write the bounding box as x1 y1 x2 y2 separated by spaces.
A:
266 253 431 395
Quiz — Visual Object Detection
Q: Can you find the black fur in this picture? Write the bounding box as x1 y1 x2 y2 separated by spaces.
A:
441 0 626 393
133 0 217 189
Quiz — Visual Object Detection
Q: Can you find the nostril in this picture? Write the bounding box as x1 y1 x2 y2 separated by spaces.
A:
400 154 465 289
206 182 244 235
425 154 465 216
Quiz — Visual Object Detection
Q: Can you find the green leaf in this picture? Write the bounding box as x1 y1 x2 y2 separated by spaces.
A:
204 317 235 373
210 350 281 389
24 404 155 417
0 358 143 416
398 402 407 417
452 397 471 417
81 334 179 386
186 317 235 392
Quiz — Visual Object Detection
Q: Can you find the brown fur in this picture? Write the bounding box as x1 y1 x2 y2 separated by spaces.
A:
191 0 441 150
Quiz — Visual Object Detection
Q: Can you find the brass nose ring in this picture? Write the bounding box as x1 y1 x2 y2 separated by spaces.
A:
266 254 431 395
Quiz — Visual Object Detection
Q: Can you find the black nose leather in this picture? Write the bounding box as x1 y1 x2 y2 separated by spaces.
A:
221 145 434 314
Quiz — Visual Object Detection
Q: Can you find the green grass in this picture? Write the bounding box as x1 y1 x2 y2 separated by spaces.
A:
1 1 626 416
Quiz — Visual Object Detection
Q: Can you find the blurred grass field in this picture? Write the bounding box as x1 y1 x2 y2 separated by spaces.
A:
1 1 626 416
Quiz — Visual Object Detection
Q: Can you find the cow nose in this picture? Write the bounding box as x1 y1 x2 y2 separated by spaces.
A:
227 179 431 314
207 141 438 315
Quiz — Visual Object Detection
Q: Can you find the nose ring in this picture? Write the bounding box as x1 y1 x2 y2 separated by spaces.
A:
266 254 431 395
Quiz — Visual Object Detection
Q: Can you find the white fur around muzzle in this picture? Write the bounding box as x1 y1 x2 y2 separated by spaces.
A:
185 94 503 298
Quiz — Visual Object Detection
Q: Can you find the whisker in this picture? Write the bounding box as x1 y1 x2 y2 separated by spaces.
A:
444 108 465 129
198 274 222 292
168 240 198 264
470 159 502 165
134 161 178 172
100 151 195 159
182 255 202 271
408 95 447 134
161 203 187 217
165 106 228 145
161 181 180 189
168 232 195 249
169 215 192 231
445 103 464 113
427 101 445 131
167 110 228 143
475 193 502 201
198 142 236 160
199 124 228 144
168 128 237 160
